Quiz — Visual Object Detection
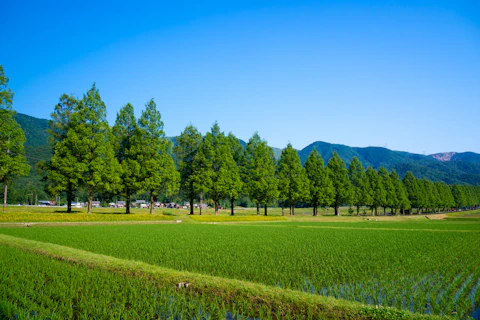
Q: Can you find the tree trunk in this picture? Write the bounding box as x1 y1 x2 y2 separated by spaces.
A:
356 205 360 216
383 207 386 215
190 198 194 215
290 204 294 216
3 184 7 212
256 202 260 215
88 190 93 214
126 197 131 214
199 191 203 215
231 198 234 216
335 204 340 216
281 204 284 216
150 192 155 214
264 203 268 216
374 206 378 216
67 183 73 213
313 205 316 216
215 200 219 215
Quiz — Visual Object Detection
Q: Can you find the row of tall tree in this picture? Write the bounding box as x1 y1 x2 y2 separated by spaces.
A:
174 122 480 216
1 66 480 215
41 85 179 214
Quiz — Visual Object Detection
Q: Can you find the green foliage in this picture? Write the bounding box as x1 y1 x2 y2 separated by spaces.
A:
190 137 213 206
348 156 368 215
0 65 13 111
390 169 410 213
47 94 77 144
138 99 180 214
0 67 30 211
327 151 352 215
403 171 421 212
112 103 142 213
203 122 242 214
304 148 334 215
365 166 386 215
244 133 279 215
42 94 80 212
277 143 309 215
69 84 121 213
378 166 397 214
451 184 467 209
0 110 30 210
174 124 202 214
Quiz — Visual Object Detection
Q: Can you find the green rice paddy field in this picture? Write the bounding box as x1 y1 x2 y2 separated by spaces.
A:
1 211 480 319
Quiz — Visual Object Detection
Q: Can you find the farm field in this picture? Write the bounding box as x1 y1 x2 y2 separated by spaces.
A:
1 214 480 319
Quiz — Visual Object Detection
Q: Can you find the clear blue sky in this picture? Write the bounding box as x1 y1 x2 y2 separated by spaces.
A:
2 0 479 154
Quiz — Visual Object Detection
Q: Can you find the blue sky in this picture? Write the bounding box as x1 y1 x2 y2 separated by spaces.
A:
2 0 479 154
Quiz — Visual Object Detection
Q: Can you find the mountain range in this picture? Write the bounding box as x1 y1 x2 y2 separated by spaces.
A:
13 113 480 186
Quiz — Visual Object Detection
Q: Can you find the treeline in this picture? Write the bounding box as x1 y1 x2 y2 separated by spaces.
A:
1 69 480 214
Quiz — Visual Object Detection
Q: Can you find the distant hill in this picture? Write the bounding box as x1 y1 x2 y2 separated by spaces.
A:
10 113 51 203
13 113 49 147
298 142 480 185
429 152 480 165
11 113 480 189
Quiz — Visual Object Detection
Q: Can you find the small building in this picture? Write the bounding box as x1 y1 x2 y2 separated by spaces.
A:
134 200 147 208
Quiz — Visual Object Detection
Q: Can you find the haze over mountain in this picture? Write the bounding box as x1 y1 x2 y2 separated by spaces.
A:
13 113 480 189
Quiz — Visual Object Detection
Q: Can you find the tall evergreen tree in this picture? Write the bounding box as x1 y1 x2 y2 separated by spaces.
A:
327 151 352 216
365 167 385 216
112 103 142 214
403 171 420 214
138 99 179 214
389 169 410 214
451 184 466 209
348 156 368 215
204 122 242 215
421 179 439 213
191 136 214 215
277 143 308 215
434 181 454 212
43 94 80 212
70 84 121 213
174 124 202 215
378 166 396 215
244 133 279 216
304 148 334 215
0 66 29 211
225 133 244 215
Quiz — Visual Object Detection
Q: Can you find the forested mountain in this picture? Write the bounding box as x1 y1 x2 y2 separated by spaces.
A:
298 141 480 185
9 113 480 204
10 113 51 203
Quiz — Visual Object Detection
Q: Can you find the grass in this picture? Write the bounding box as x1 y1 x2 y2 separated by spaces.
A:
1 206 479 318
1 205 442 224
446 208 480 220
0 234 436 320
1 221 479 318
